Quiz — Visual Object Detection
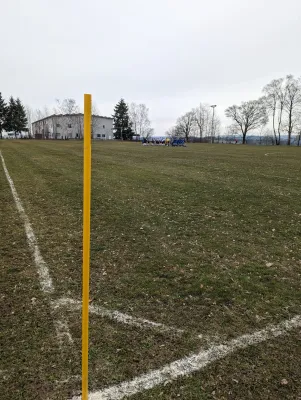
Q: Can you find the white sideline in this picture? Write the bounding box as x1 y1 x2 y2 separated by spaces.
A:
0 151 73 345
71 314 301 400
1 152 54 294
52 297 184 335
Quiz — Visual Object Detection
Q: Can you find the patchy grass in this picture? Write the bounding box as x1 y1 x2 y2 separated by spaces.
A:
0 160 75 400
132 330 301 400
0 140 301 399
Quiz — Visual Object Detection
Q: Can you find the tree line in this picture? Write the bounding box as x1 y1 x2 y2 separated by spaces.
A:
166 104 221 142
167 74 301 145
3 74 300 145
30 79 301 144
0 93 28 139
226 75 301 145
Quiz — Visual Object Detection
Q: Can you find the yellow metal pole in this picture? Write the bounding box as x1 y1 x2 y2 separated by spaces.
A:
82 93 92 400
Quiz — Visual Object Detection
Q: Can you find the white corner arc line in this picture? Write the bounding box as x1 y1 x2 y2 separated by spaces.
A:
54 319 74 345
0 152 54 294
52 297 184 335
71 315 301 400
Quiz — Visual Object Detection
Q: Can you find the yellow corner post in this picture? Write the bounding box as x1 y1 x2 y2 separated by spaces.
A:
82 93 92 400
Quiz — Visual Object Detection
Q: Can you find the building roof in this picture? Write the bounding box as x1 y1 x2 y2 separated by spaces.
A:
32 113 113 124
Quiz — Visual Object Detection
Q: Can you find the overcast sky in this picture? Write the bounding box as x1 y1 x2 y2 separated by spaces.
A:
1 0 301 134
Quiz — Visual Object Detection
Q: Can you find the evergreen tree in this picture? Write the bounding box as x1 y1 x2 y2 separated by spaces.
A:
5 97 28 137
4 96 16 133
14 98 28 135
0 92 7 139
112 98 133 140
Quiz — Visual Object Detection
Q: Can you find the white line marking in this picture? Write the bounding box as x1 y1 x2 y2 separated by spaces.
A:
54 319 74 345
0 151 53 294
52 297 184 335
71 315 301 400
0 151 73 345
55 375 81 385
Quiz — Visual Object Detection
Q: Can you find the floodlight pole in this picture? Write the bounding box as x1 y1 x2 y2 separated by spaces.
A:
210 105 217 144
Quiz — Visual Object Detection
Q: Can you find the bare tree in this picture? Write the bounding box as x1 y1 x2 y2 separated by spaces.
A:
174 111 195 141
165 127 176 137
263 75 301 145
54 98 80 139
297 130 301 146
263 78 285 145
43 106 50 118
129 103 138 134
261 128 275 145
283 75 301 145
33 106 51 121
295 109 301 146
225 124 239 143
92 102 100 116
49 115 58 139
129 103 153 138
147 128 154 138
225 99 268 144
54 98 79 114
25 105 33 138
33 109 43 121
192 103 211 140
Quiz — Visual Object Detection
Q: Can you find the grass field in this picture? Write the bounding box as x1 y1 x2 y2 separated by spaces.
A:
0 140 301 400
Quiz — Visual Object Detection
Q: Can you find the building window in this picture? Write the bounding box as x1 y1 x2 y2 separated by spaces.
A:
68 124 72 128
97 134 101 138
56 123 60 127
102 134 106 138
103 125 105 129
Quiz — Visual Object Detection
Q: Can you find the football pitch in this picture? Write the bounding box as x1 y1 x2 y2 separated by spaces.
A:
0 140 300 400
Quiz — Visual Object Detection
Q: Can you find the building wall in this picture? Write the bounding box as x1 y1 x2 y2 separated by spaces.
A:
32 115 113 140
92 116 113 140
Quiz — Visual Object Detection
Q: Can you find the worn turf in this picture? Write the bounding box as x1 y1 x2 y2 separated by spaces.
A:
0 140 300 399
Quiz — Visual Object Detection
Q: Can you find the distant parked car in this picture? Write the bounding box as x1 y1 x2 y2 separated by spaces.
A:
2 131 28 139
172 138 186 147
3 132 17 139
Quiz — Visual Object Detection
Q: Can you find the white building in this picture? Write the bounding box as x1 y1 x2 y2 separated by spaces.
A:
32 114 113 140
